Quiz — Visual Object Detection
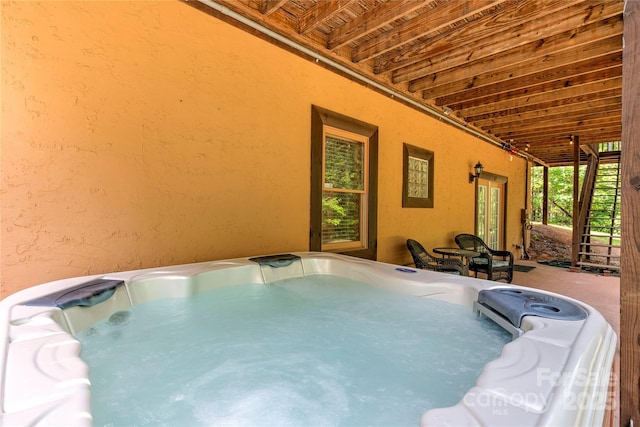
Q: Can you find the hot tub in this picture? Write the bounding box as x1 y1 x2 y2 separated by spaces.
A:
0 252 616 426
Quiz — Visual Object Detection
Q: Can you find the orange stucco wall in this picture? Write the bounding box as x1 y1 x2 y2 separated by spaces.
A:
0 1 526 297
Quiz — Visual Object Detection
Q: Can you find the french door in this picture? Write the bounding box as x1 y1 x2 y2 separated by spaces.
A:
476 178 505 250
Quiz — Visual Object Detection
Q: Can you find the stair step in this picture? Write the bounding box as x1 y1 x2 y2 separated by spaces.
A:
580 243 621 248
587 218 620 221
576 261 621 270
578 252 620 258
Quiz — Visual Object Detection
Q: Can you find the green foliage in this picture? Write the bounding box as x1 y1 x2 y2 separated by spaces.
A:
324 137 364 191
531 164 620 236
322 192 361 243
322 196 345 226
321 136 364 244
531 166 584 226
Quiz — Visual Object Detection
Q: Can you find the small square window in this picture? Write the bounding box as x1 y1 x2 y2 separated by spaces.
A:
403 143 434 208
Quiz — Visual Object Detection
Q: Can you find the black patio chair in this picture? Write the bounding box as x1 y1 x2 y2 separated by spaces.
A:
454 233 514 283
406 239 465 275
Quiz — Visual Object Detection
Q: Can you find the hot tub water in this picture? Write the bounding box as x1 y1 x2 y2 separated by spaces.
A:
78 275 511 426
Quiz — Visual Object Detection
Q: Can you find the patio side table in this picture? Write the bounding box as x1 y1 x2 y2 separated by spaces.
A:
432 247 481 276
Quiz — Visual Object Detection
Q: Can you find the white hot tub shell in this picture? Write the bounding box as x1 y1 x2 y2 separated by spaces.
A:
0 253 616 426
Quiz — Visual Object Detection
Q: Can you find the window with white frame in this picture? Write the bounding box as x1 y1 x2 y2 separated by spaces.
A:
322 127 368 250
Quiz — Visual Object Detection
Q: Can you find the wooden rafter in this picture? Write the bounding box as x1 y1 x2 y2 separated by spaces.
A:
260 0 288 16
351 0 504 63
458 78 622 119
435 64 622 107
494 121 622 141
486 110 621 135
192 0 625 165
473 97 622 128
297 0 354 35
405 24 622 90
421 47 621 101
393 0 607 84
327 0 428 50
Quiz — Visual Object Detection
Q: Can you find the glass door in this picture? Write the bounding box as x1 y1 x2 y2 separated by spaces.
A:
476 178 505 250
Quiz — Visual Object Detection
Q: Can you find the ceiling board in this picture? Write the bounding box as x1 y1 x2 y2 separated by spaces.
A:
190 0 623 166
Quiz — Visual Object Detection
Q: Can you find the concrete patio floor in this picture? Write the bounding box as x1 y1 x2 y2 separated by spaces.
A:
509 259 620 427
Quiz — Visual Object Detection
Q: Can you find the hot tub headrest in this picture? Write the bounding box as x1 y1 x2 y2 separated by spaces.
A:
249 254 301 268
477 288 588 328
24 278 125 309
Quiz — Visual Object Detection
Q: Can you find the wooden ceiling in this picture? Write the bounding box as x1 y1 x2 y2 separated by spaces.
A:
190 0 624 166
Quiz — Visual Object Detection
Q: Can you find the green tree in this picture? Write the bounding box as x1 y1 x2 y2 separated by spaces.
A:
322 136 364 244
531 163 620 236
531 165 585 226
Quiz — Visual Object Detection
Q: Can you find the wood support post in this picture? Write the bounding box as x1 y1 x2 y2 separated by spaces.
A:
542 166 549 225
621 0 640 424
571 135 580 268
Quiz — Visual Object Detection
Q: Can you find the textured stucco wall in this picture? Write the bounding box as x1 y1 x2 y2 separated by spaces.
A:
0 1 526 297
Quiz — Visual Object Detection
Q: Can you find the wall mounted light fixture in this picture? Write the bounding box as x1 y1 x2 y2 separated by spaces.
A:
469 161 484 183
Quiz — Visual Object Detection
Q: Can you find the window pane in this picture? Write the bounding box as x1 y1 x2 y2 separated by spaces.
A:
321 191 361 245
408 156 429 198
489 187 500 249
477 185 487 241
324 136 364 191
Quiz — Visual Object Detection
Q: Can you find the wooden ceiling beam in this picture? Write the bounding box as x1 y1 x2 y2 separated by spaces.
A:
486 114 622 140
486 110 622 135
394 1 616 84
193 0 624 166
351 0 505 63
461 92 622 127
436 64 621 108
528 154 588 165
500 127 622 145
458 77 622 118
496 123 622 141
420 47 620 102
443 69 622 114
464 91 621 122
297 0 355 34
528 147 584 155
407 27 621 93
500 115 622 134
526 135 620 149
373 0 573 75
519 130 622 145
260 0 288 16
478 112 621 138
327 0 428 50
472 96 622 128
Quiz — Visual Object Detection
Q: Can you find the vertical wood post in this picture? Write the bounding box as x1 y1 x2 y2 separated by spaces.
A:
571 135 580 268
542 166 549 225
621 0 640 424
